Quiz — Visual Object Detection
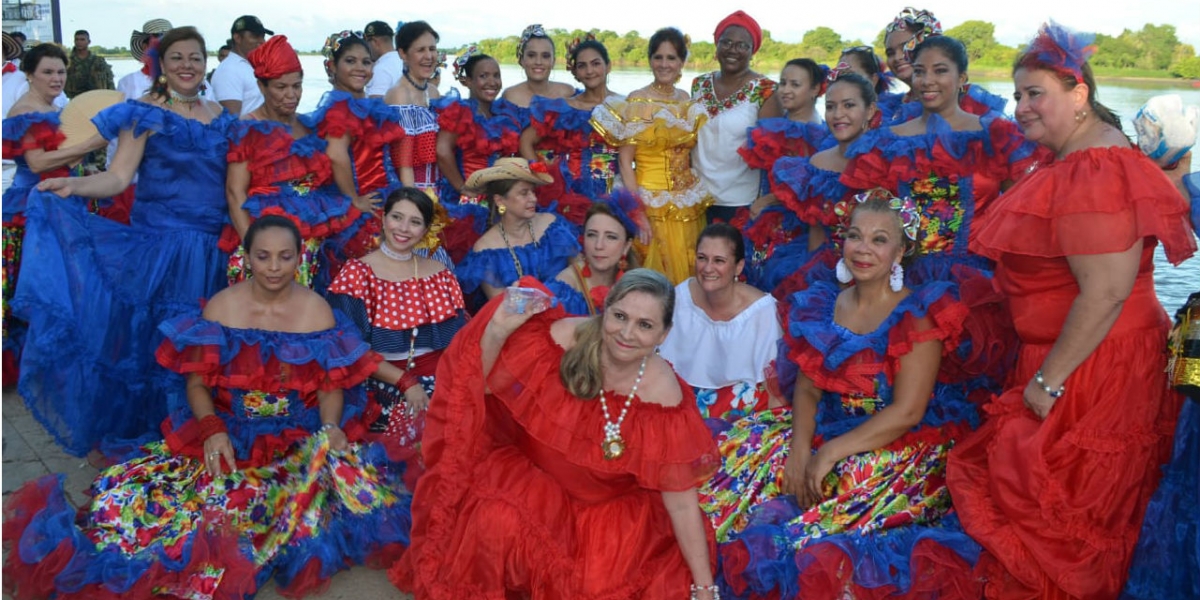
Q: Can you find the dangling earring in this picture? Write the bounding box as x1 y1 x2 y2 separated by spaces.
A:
497 204 507 215
835 258 853 284
618 256 628 271
889 263 904 292
1074 110 1088 123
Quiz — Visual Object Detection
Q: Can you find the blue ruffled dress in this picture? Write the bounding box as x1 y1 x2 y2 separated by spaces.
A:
455 214 581 295
544 278 592 316
884 84 1009 126
840 112 1038 392
703 280 982 599
528 96 617 201
2 310 410 599
11 101 234 456
734 118 833 292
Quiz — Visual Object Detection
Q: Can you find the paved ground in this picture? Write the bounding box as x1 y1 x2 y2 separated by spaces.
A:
1 388 410 599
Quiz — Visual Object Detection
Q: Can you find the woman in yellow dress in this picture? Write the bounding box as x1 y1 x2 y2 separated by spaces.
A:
591 27 708 285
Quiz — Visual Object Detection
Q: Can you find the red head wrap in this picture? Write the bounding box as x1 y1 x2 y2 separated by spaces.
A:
714 10 762 53
248 35 301 80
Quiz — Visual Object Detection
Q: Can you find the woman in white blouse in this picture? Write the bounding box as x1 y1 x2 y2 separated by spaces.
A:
658 222 782 428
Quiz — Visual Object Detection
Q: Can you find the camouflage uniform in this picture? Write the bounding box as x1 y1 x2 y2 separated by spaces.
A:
65 51 114 98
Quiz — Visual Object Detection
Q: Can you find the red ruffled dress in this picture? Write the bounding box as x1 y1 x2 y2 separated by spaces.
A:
220 119 359 290
431 94 522 263
299 91 406 281
946 146 1197 599
390 104 441 192
841 113 1042 392
390 283 720 599
527 96 617 225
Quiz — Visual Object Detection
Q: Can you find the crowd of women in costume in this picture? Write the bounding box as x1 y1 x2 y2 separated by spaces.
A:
2 6 1199 600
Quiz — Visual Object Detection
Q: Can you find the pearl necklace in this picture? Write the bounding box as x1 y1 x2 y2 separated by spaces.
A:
380 241 414 262
167 89 201 107
598 355 648 460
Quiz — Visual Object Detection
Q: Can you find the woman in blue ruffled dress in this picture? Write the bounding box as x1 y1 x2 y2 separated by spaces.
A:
701 190 982 600
767 72 877 302
3 216 410 600
737 58 831 291
519 38 618 225
455 157 580 300
500 24 576 109
223 35 357 292
841 35 1037 395
301 31 407 285
15 27 235 456
881 7 1007 124
2 43 105 382
326 188 468 469
545 196 639 315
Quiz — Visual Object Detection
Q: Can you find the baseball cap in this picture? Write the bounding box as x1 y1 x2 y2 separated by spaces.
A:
363 21 394 39
231 15 274 36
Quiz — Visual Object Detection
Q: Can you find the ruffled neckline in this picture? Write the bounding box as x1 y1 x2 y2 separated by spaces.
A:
2 110 61 141
454 215 581 293
770 155 849 226
93 100 235 150
529 96 594 132
228 118 326 158
156 309 373 371
787 279 957 371
847 112 1018 163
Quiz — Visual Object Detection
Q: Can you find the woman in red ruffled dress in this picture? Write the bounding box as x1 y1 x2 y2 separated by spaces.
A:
301 31 406 284
946 23 1196 599
223 35 357 291
390 269 721 599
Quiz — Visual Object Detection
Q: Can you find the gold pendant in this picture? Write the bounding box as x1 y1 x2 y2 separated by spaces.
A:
603 437 625 460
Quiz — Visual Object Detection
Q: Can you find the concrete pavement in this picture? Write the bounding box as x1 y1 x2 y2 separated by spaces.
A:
1 388 411 599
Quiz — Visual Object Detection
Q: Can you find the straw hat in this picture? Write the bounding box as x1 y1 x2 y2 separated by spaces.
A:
59 90 125 148
3 32 21 62
463 157 553 193
130 18 172 62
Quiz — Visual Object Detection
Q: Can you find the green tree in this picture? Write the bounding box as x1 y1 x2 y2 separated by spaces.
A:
1134 23 1179 70
944 20 997 62
802 27 843 55
1171 55 1200 79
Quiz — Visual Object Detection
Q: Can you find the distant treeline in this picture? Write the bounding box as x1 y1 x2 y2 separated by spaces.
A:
467 22 1200 80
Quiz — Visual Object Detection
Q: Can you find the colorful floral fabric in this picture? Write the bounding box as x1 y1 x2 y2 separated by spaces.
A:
691 72 776 118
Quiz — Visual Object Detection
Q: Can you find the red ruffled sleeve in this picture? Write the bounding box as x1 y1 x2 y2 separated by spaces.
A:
840 145 893 193
436 100 474 138
972 146 1197 266
2 121 65 158
313 100 364 140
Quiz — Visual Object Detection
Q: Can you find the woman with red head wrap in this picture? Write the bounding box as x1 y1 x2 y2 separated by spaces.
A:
691 10 780 225
222 34 360 292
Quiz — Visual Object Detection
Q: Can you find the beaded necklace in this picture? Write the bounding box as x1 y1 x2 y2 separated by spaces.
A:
498 218 538 278
599 355 648 460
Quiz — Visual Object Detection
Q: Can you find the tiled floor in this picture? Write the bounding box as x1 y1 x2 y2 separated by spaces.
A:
1 389 409 599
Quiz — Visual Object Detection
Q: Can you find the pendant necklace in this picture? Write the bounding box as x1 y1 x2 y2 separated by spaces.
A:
598 355 648 460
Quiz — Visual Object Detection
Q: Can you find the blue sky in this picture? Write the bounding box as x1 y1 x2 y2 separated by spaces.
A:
45 0 1200 53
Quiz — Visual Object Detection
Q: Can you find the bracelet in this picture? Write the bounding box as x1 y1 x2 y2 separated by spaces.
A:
396 371 421 392
319 422 338 432
690 583 721 600
1034 369 1065 399
198 414 227 441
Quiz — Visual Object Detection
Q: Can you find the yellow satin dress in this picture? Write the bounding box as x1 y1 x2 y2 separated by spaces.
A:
592 97 710 285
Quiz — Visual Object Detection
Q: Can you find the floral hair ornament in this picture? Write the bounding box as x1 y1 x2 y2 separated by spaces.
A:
597 189 644 240
565 33 597 71
323 30 362 59
517 24 549 59
832 187 920 246
886 7 942 60
1020 20 1097 84
453 44 480 83
826 61 855 84
416 190 449 253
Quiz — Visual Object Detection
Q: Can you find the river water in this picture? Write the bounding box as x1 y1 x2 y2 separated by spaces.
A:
108 56 1200 312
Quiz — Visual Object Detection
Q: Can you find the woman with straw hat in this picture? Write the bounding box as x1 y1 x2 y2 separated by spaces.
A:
455 156 580 300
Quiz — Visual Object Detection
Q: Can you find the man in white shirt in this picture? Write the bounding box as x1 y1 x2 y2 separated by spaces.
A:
209 15 272 116
364 20 401 98
117 18 173 101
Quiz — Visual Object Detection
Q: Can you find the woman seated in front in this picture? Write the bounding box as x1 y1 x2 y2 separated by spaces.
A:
455 156 580 300
390 269 722 600
700 190 982 599
4 215 409 599
657 223 782 427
